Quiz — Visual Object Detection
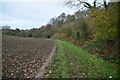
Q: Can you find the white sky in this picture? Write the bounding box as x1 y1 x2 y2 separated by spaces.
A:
0 0 78 29
1 0 64 2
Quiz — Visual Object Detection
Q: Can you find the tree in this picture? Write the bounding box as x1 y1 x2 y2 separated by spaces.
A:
65 0 109 9
65 0 92 9
55 13 66 28
75 10 87 19
48 18 56 25
2 25 11 30
65 14 75 23
89 2 119 44
57 13 66 24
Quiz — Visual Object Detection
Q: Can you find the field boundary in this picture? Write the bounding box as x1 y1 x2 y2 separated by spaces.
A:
35 42 56 78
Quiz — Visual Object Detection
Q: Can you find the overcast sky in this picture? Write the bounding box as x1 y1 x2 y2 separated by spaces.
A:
0 0 113 29
0 0 77 29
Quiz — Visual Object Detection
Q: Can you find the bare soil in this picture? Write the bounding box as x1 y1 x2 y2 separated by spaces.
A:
2 35 55 78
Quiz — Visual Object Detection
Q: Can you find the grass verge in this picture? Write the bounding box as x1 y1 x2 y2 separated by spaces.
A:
45 40 119 78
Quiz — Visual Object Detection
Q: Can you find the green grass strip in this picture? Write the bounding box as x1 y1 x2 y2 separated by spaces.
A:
45 39 119 78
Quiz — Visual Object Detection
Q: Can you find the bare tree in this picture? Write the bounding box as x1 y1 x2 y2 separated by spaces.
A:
65 0 108 9
65 0 92 9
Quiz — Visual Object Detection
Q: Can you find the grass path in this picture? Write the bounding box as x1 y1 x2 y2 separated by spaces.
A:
45 40 118 78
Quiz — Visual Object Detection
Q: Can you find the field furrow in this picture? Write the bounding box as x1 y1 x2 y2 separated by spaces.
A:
2 35 55 78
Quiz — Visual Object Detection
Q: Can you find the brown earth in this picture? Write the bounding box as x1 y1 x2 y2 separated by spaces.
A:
2 35 55 78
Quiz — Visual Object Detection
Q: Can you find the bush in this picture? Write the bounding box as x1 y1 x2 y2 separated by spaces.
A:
51 33 67 39
92 26 117 45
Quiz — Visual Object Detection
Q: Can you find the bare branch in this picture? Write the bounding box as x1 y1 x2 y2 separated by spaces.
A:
65 0 93 9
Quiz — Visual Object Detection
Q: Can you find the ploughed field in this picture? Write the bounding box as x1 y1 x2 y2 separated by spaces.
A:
2 35 55 78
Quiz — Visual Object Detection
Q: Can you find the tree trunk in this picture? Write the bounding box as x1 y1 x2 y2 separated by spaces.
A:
94 0 97 8
104 0 107 9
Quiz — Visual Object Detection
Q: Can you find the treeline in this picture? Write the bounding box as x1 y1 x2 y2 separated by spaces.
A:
2 2 119 64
